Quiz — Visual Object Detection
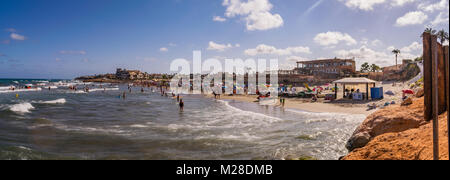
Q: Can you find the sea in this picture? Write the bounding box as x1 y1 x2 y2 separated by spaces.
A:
0 79 366 160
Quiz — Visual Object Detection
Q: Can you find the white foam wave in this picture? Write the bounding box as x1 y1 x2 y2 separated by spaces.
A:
217 100 282 122
0 86 15 90
130 124 148 128
286 109 366 124
42 86 58 89
41 98 66 104
54 125 128 135
65 90 87 94
0 88 42 93
87 88 120 92
9 102 34 114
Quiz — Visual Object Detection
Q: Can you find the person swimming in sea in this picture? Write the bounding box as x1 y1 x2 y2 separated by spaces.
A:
179 99 184 111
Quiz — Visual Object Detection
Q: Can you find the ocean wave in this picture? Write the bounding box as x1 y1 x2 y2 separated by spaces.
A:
88 88 119 92
130 124 148 128
0 86 15 90
217 100 282 122
39 98 66 104
53 125 129 135
65 90 87 94
9 102 35 114
0 88 42 93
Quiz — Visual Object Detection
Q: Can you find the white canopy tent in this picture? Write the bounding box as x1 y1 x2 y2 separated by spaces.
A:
333 78 377 100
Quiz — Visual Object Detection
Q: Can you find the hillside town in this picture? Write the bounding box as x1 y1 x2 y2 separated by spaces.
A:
75 68 173 83
76 57 420 88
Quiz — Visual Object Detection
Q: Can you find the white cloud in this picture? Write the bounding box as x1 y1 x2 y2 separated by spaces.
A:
391 0 416 7
400 41 422 53
235 44 241 47
245 11 284 31
10 33 26 41
207 41 233 52
244 44 311 56
418 0 448 12
339 0 416 10
59 50 87 55
444 41 449 46
314 31 357 46
335 46 394 67
387 46 396 51
371 39 383 46
339 0 387 11
168 43 177 47
335 45 421 68
286 56 307 62
213 16 227 22
395 11 428 26
159 47 169 52
431 11 449 26
222 0 283 31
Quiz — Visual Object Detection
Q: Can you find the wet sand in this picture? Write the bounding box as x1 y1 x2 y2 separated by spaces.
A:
205 94 376 116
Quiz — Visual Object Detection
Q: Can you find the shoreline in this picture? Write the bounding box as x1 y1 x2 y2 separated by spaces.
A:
204 94 376 116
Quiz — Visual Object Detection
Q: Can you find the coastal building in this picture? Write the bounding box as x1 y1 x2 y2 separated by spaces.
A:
295 58 356 76
116 68 148 80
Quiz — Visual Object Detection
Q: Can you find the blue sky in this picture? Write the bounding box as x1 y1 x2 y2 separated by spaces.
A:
0 0 448 79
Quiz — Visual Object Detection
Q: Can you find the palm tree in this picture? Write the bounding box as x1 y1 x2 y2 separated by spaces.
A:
421 27 437 37
392 49 401 69
436 29 449 45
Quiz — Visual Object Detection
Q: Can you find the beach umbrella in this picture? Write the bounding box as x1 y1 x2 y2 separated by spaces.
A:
402 89 414 95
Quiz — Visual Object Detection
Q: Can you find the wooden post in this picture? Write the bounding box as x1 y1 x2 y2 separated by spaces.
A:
431 35 439 160
423 33 433 121
445 46 449 159
343 84 346 98
366 83 369 100
335 83 338 100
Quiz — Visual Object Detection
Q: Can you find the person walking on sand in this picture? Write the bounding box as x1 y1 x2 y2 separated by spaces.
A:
179 99 184 111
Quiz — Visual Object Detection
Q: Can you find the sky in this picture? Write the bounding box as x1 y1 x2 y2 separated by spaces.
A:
0 0 449 79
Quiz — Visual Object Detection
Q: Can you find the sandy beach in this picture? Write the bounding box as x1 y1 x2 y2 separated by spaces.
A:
205 82 413 116
206 94 376 115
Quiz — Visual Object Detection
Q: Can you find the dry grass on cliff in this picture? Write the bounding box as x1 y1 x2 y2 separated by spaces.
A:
344 98 449 160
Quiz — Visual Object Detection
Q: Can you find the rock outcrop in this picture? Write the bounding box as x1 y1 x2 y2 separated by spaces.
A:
343 112 448 160
346 98 427 151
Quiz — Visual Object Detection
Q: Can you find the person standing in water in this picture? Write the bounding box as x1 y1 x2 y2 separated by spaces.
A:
177 94 180 102
179 99 184 111
122 91 126 99
280 97 285 107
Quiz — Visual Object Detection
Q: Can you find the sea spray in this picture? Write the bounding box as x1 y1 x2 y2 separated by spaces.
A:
9 102 34 114
41 98 66 104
